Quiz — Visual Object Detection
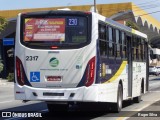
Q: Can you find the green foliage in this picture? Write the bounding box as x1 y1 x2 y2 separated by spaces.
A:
0 61 4 73
0 16 8 31
126 21 140 30
7 73 14 82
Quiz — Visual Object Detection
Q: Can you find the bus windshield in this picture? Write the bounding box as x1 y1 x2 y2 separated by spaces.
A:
21 14 91 49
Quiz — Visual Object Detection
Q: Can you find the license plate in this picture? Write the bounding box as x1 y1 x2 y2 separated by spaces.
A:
46 76 62 82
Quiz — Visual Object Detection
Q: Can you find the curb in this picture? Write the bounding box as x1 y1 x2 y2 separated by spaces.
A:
0 79 13 86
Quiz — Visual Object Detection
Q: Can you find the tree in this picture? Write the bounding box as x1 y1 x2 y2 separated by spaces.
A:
0 16 8 31
0 17 7 74
0 60 3 73
126 21 140 30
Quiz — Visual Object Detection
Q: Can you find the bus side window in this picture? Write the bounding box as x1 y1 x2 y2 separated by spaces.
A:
99 24 106 40
119 30 122 58
98 23 107 56
140 39 144 61
122 32 126 59
108 26 114 57
144 41 147 61
131 36 134 60
136 37 140 61
115 29 121 58
132 35 136 61
138 38 142 61
106 26 109 56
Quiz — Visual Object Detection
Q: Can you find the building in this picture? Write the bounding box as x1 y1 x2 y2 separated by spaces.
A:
0 2 160 78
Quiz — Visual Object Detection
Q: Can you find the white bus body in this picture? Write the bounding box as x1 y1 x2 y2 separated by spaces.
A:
15 11 148 112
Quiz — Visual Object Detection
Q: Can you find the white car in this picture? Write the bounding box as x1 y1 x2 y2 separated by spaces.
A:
156 67 160 74
149 66 159 76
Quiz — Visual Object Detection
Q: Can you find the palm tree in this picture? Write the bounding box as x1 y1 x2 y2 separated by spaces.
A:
126 21 140 30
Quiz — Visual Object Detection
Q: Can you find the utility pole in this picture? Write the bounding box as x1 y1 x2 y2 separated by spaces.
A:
94 0 96 12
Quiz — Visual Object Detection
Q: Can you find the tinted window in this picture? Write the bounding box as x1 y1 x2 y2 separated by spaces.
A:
98 23 107 56
108 27 114 57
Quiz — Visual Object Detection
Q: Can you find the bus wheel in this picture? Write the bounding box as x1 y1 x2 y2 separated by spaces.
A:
47 103 68 113
112 84 123 113
133 86 142 103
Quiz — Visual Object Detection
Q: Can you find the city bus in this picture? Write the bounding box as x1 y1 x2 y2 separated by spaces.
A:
15 10 148 112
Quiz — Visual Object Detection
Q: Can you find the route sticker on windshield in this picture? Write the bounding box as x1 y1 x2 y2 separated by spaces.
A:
30 72 40 82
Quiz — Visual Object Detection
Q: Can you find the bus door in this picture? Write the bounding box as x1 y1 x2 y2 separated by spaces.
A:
127 35 132 97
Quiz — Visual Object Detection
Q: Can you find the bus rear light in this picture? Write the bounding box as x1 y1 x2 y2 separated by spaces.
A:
51 46 59 49
84 11 91 14
16 57 25 86
85 57 96 87
16 91 25 94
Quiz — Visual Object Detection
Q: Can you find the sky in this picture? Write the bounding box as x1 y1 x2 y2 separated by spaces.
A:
0 0 160 21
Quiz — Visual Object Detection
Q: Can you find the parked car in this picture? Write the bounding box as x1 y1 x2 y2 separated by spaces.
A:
149 66 159 76
156 67 160 74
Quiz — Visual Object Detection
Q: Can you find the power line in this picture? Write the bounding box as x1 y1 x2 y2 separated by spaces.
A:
133 4 158 8
134 0 159 6
97 2 160 13
113 10 160 21
108 5 158 12
97 0 160 11
101 4 160 15
135 10 160 17
84 1 160 21
96 2 160 20
132 3 159 9
133 5 160 12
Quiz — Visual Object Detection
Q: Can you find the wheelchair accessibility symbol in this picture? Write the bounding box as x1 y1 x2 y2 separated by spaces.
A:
30 72 40 82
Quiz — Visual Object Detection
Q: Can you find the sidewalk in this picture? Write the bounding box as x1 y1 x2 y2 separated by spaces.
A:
0 78 13 86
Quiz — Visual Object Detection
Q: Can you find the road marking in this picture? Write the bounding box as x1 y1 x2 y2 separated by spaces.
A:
149 91 160 93
0 100 14 104
116 97 160 120
5 117 22 120
0 95 14 98
40 109 48 112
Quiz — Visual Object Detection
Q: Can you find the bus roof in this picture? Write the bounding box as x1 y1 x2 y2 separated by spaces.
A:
19 10 147 40
93 12 148 39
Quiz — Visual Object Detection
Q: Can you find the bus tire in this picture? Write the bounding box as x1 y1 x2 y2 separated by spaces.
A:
112 84 123 113
47 103 68 113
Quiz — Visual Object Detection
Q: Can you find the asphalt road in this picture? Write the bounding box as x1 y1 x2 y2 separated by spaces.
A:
0 76 160 120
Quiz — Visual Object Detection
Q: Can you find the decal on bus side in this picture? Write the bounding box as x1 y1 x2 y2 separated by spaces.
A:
26 56 38 61
30 72 40 82
103 61 127 84
49 57 59 67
